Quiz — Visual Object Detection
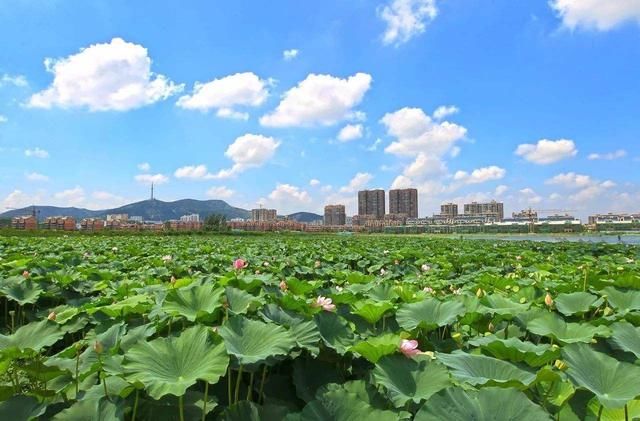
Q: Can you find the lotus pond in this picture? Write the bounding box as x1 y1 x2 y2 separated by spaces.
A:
1 234 640 420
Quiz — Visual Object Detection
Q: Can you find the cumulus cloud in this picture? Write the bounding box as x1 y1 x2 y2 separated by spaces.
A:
340 172 374 193
551 0 640 30
174 165 215 180
494 185 508 196
137 162 151 171
367 138 383 152
0 73 28 87
378 0 438 46
25 172 49 182
283 49 299 60
260 73 372 127
588 149 627 160
515 139 577 164
545 172 617 204
211 134 280 179
28 38 182 111
24 147 49 158
206 186 234 199
309 179 321 187
337 124 364 142
177 72 268 119
518 187 543 205
404 153 447 178
1 190 43 209
261 183 312 213
433 105 459 120
453 166 506 185
134 173 169 185
546 172 593 188
53 186 85 206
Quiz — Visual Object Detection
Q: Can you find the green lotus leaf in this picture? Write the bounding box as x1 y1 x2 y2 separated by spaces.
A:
526 312 611 343
0 320 65 355
396 298 464 331
350 333 404 363
123 325 228 399
91 295 152 317
297 384 400 421
602 286 640 313
0 395 47 420
162 283 224 321
52 396 124 421
314 311 356 355
351 300 394 324
554 292 602 316
468 335 560 367
587 398 640 421
0 277 43 305
437 351 536 388
372 354 451 407
225 286 263 315
218 316 296 365
133 390 217 421
224 401 291 421
292 358 342 402
609 321 640 358
414 387 551 421
480 294 530 317
288 320 321 356
562 342 640 408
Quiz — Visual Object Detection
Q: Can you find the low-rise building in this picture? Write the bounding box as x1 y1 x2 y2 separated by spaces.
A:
80 218 104 231
43 216 76 231
11 215 37 230
179 213 200 222
106 214 129 222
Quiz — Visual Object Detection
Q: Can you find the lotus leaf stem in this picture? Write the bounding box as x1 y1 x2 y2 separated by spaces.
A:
227 366 232 405
625 404 629 421
202 382 209 421
597 404 603 420
132 389 139 421
258 366 268 404
247 371 254 401
234 365 243 403
178 394 185 421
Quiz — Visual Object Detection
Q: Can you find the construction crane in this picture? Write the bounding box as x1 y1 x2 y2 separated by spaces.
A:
515 208 576 233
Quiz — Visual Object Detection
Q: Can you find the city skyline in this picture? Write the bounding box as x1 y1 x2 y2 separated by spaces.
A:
1 1 639 220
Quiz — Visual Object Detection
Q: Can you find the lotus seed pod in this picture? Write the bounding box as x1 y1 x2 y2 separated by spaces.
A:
47 311 56 321
545 293 553 307
93 341 104 354
554 360 567 371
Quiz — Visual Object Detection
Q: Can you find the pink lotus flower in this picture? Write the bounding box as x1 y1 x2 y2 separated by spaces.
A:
421 264 431 272
314 296 336 312
162 255 172 262
516 255 522 261
423 286 434 294
399 339 421 357
314 260 321 268
170 275 176 285
545 293 554 307
233 259 248 270
279 280 288 292
22 270 30 278
380 268 386 276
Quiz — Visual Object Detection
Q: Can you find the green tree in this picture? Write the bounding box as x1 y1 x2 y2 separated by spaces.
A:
204 214 229 232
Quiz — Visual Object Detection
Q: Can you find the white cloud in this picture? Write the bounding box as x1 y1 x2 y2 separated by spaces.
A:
24 147 49 158
0 115 7 123
433 105 459 120
216 108 249 120
546 172 593 188
137 162 151 171
0 73 28 87
134 173 169 185
92 191 123 202
551 0 640 30
28 38 182 111
367 138 383 152
53 186 85 206
588 149 627 160
174 164 215 180
337 124 364 142
453 166 506 185
260 72 372 127
211 134 280 179
404 153 447 177
206 186 234 199
515 139 577 164
25 172 49 182
2 190 43 209
263 183 312 213
518 187 543 205
283 49 299 60
86 191 128 209
340 172 373 193
379 0 438 46
382 107 467 157
309 179 321 187
494 185 508 196
177 72 268 119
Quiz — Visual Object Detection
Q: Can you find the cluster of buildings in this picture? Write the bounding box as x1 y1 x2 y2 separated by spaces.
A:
10 213 204 232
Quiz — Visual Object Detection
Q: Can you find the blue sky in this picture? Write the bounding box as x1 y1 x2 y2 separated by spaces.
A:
0 0 639 218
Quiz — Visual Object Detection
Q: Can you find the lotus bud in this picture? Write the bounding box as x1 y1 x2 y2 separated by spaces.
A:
476 288 484 298
394 259 399 265
313 296 336 312
22 270 30 278
335 285 343 292
451 332 463 343
93 341 104 354
544 293 554 307
421 264 431 272
47 311 56 321
170 276 176 285
233 258 247 270
380 268 386 276
554 360 567 371
399 339 421 357
112 247 118 252
162 255 172 262
314 260 321 268
255 270 261 274
423 286 434 294
488 322 495 332
516 255 522 261
279 280 288 292
263 261 270 267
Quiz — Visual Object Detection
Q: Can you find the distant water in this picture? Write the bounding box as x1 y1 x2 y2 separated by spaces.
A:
458 234 640 245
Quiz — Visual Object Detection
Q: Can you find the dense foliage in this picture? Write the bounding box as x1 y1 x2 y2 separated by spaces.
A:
0 235 639 420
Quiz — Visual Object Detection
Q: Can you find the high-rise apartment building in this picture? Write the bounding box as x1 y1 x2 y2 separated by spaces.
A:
358 189 385 219
440 203 458 218
180 213 200 222
251 208 277 222
463 200 504 221
389 188 418 218
324 204 346 226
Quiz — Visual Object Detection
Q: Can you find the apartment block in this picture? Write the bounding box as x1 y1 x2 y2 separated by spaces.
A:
106 214 129 222
463 200 504 221
43 216 76 231
11 215 37 230
251 208 277 222
440 203 459 218
358 189 385 219
80 218 104 231
389 188 418 218
179 213 200 222
324 204 346 226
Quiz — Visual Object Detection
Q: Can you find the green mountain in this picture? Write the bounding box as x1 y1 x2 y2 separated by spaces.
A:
288 212 324 223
